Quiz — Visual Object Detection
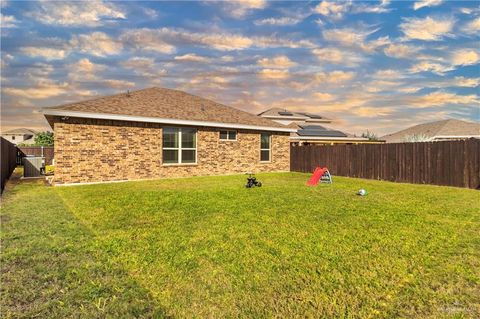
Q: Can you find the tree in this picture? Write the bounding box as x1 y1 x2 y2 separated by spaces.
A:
361 130 379 141
34 131 54 146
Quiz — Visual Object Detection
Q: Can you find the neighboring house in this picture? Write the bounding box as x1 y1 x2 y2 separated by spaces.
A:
1 128 37 145
258 108 375 145
381 119 480 143
43 87 295 185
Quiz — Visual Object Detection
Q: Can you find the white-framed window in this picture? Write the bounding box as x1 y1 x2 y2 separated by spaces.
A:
219 130 237 141
162 127 197 164
260 133 271 162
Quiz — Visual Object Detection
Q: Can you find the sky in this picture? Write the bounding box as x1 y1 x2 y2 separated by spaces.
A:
1 0 479 136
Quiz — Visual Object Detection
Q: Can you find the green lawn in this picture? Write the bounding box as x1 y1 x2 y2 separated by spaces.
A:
1 172 479 318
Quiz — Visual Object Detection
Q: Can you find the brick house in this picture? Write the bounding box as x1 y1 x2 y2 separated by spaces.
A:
43 87 294 185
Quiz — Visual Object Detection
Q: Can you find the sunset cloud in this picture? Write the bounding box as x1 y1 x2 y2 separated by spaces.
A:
314 1 349 20
451 49 480 66
254 17 301 26
26 0 125 27
384 43 419 59
409 91 479 107
413 0 443 11
174 53 211 63
20 47 67 60
258 68 290 80
70 32 122 57
68 58 106 81
400 16 454 41
312 47 364 66
257 55 296 68
3 80 69 99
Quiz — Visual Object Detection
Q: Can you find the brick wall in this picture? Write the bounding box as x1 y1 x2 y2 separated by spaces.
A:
53 117 290 184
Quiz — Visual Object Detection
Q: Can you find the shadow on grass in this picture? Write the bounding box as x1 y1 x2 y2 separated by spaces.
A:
0 180 169 318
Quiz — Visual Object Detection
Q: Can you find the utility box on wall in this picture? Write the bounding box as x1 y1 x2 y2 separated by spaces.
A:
23 156 45 178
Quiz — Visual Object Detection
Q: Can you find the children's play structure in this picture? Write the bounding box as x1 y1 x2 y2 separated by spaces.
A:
306 167 332 186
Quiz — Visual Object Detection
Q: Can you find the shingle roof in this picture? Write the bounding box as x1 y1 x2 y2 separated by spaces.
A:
1 128 37 135
381 119 480 143
44 87 288 130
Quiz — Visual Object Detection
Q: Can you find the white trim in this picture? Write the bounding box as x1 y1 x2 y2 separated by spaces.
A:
432 135 480 139
162 127 197 165
43 109 296 133
219 130 237 141
260 133 271 162
290 136 370 141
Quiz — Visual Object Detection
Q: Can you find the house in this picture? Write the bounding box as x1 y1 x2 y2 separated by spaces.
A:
1 128 37 145
42 87 295 185
258 108 376 145
381 119 480 143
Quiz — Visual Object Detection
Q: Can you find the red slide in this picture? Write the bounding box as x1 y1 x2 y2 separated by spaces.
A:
306 167 327 186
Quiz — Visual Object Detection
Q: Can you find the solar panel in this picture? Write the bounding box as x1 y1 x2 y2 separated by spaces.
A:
278 111 293 116
300 125 327 130
297 129 348 137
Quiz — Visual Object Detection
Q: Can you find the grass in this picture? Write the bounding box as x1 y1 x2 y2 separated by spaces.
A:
1 172 479 318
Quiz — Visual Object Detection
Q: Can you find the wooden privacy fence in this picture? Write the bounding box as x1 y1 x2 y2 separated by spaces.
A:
1 137 18 193
290 139 480 189
17 146 54 165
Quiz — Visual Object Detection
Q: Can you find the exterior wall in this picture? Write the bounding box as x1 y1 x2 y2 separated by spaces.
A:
53 117 290 184
1 134 35 145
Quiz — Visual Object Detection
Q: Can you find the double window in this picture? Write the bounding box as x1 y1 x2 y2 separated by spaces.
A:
163 127 197 164
260 133 271 162
219 130 237 141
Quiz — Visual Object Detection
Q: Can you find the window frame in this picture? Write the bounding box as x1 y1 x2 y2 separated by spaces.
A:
219 130 237 141
162 127 197 165
260 133 271 163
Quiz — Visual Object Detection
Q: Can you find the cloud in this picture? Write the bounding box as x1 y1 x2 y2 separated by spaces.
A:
322 27 388 52
312 48 364 66
254 17 301 26
400 16 454 41
174 53 210 63
451 49 480 66
354 107 393 117
26 0 125 27
258 69 290 80
257 55 296 68
314 1 349 20
409 61 453 75
315 71 356 84
120 27 313 52
120 57 167 78
20 47 67 60
221 0 267 18
384 43 419 58
451 76 480 87
352 0 392 14
413 0 443 10
409 91 479 107
3 80 69 99
1 13 18 27
103 79 136 89
68 58 106 81
313 92 335 102
462 17 480 35
70 32 123 57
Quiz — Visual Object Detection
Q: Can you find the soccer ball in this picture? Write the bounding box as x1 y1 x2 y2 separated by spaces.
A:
357 189 367 196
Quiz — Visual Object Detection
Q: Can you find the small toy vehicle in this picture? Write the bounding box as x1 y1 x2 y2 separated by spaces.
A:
245 173 262 188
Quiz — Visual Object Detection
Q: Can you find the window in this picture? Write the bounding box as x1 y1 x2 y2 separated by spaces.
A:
260 133 271 162
163 127 197 164
11 136 15 140
219 130 237 141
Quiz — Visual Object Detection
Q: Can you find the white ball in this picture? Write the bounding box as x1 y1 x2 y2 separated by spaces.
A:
358 189 366 196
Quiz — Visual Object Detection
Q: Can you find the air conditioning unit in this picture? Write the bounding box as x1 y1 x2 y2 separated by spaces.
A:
23 156 45 178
